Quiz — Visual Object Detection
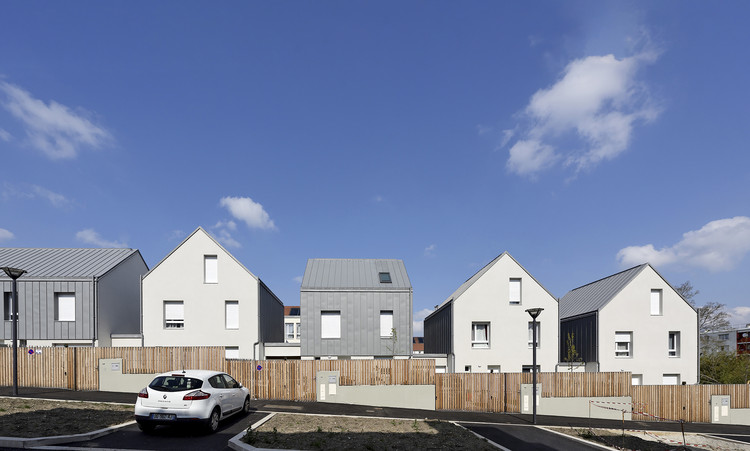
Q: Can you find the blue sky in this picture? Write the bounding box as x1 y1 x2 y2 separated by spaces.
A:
2 2 749 335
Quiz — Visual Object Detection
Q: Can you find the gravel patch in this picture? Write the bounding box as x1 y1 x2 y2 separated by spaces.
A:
548 426 750 451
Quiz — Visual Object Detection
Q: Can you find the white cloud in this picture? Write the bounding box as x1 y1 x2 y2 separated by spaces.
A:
729 306 750 327
616 216 750 271
412 308 433 337
0 128 11 142
212 227 241 248
506 52 659 177
3 183 71 208
424 244 437 257
0 228 14 242
293 275 303 284
219 196 276 230
0 81 111 159
75 229 128 248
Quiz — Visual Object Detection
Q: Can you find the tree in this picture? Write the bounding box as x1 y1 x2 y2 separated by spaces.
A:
700 351 750 384
674 280 731 333
562 332 584 372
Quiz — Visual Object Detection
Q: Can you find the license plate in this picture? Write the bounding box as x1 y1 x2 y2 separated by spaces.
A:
151 413 175 420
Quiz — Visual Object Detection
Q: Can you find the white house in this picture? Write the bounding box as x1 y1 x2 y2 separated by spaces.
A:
559 263 698 385
141 227 283 359
424 252 559 373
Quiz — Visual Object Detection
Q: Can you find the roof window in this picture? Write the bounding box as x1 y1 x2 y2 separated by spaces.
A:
379 272 392 283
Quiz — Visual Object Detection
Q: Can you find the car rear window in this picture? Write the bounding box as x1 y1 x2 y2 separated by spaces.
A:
149 376 203 392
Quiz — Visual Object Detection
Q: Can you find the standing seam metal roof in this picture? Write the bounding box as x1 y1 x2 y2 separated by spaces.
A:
301 259 411 290
558 264 647 319
0 248 141 279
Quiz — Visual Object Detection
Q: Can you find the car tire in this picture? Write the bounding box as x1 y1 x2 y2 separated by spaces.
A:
243 396 251 414
137 421 156 433
207 408 221 433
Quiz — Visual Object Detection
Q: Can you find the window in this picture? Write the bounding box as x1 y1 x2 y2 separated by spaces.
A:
662 374 680 385
3 292 11 321
528 321 541 348
615 332 632 358
719 334 729 340
379 272 392 283
225 347 239 359
509 278 521 304
225 301 239 329
488 365 501 373
650 289 662 315
632 374 643 385
668 331 680 357
55 293 75 322
164 301 184 329
522 365 540 373
285 323 295 340
380 311 394 337
204 255 218 283
321 311 340 339
464 365 472 372
471 322 490 348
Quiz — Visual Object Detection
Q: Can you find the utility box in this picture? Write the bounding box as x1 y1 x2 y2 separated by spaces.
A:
520 384 542 414
711 395 731 424
316 371 339 402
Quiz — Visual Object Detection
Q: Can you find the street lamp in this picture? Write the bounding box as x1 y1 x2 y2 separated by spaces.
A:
525 307 543 424
2 267 27 396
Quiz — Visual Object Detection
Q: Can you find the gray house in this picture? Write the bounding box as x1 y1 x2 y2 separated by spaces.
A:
300 259 412 359
1 248 148 347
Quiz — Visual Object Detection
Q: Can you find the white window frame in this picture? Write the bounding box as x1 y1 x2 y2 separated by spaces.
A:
471 322 490 349
380 310 394 337
225 346 240 359
321 311 341 339
528 321 541 348
225 300 239 330
285 322 296 341
509 278 521 304
55 293 76 322
615 331 632 358
632 374 643 385
650 289 663 315
668 331 680 357
204 255 218 284
164 301 185 329
662 374 680 385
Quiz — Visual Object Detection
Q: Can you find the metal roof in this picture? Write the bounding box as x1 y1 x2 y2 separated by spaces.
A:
0 248 141 279
301 258 411 290
559 264 647 319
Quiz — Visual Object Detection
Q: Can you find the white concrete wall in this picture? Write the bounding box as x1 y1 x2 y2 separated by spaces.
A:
452 255 559 373
142 229 260 359
599 266 698 385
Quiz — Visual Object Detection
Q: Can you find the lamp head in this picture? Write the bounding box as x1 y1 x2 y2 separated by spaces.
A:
1 267 27 280
525 307 544 319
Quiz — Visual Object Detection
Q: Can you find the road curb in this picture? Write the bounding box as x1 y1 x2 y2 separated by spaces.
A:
0 420 136 449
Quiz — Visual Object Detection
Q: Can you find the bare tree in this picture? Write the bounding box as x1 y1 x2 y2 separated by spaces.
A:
675 280 731 333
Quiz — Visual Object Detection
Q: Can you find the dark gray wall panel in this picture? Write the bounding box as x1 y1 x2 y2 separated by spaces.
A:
559 312 597 363
424 304 452 354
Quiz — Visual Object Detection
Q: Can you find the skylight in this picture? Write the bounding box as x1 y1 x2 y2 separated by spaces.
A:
379 272 392 283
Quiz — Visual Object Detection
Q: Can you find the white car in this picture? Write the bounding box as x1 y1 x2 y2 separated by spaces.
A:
134 369 251 433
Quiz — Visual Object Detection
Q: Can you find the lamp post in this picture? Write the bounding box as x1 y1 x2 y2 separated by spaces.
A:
525 307 543 424
2 267 27 396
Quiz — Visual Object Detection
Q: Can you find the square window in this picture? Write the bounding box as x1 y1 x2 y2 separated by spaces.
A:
55 293 76 322
509 278 521 304
528 321 541 348
321 311 341 339
164 301 184 329
225 301 239 329
668 331 680 357
650 289 663 315
225 346 239 359
632 374 643 385
379 272 392 283
3 292 11 321
204 255 218 283
615 332 632 358
380 311 394 337
464 365 472 372
472 322 490 349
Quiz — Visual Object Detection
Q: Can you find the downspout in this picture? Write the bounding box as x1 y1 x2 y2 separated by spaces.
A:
92 276 98 346
140 274 144 346
697 311 700 384
254 281 260 360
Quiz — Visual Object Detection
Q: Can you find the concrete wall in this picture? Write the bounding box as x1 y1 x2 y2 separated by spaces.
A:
316 371 434 410
520 384 632 420
98 358 156 393
97 252 148 346
599 266 698 385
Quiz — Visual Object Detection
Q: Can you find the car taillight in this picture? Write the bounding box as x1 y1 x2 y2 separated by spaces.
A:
183 390 210 401
138 388 148 399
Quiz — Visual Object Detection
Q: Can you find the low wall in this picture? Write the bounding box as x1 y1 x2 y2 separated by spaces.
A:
316 371 435 411
98 358 156 393
521 384 632 420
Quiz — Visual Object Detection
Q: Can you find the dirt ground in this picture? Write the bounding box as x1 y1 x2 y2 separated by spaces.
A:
550 426 750 451
0 397 134 438
244 413 496 450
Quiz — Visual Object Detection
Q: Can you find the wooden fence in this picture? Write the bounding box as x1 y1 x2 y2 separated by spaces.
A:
632 384 750 423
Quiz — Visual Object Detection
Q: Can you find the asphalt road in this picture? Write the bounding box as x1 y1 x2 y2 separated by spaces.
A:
461 423 608 451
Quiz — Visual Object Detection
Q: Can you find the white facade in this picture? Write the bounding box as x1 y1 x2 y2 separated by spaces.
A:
598 266 698 385
142 227 264 359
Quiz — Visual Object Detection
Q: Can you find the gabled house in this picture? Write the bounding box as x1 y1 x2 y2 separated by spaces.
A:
300 258 412 359
424 252 558 373
559 263 698 385
1 248 148 347
141 227 283 359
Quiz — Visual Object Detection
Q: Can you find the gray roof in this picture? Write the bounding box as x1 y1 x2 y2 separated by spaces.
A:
301 259 411 290
0 248 142 279
559 264 647 319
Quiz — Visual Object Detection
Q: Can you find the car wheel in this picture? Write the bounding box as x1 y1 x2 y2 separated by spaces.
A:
207 408 221 433
243 396 251 414
137 421 156 433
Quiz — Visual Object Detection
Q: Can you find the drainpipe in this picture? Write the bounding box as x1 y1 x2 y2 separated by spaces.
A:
92 276 98 346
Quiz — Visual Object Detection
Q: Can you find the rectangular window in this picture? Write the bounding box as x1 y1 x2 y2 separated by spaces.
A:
225 301 239 329
668 331 680 357
522 365 540 373
55 293 76 322
164 301 184 329
650 289 663 315
379 272 392 283
285 323 296 341
380 311 394 337
225 346 239 359
719 333 729 340
632 374 643 385
204 255 218 283
3 292 11 321
662 374 680 385
321 311 340 339
471 322 490 348
615 332 632 358
509 278 521 304
528 321 541 348
488 365 501 373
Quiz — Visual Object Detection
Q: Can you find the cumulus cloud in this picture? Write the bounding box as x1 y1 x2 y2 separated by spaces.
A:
211 227 241 249
3 183 71 208
75 229 128 248
616 216 750 271
506 52 659 177
729 306 750 327
0 81 111 159
0 228 14 242
413 308 433 337
219 196 276 230
424 244 437 257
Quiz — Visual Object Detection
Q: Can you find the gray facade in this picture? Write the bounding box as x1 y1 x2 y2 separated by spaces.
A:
1 248 148 346
259 280 284 344
300 259 412 358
